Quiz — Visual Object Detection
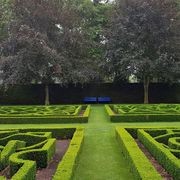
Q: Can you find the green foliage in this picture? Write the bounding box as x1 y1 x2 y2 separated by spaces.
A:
19 128 76 139
138 129 180 179
0 105 90 124
113 104 180 114
0 133 48 146
0 130 19 138
0 105 82 117
105 0 180 82
53 128 84 180
0 0 12 41
105 104 180 122
116 127 161 180
0 0 101 93
79 0 111 57
11 161 36 180
0 127 82 180
0 140 25 170
0 130 52 174
0 129 67 178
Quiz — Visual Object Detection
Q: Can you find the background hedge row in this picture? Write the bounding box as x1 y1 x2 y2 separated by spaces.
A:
0 83 179 105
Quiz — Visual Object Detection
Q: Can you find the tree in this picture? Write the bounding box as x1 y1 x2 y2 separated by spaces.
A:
0 0 12 41
77 0 112 80
0 0 98 105
106 0 180 103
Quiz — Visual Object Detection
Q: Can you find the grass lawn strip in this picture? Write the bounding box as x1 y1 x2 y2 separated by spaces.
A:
73 105 134 180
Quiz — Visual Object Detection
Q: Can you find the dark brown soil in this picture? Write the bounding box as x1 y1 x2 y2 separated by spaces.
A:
0 166 10 179
136 139 173 180
36 139 70 180
79 110 85 116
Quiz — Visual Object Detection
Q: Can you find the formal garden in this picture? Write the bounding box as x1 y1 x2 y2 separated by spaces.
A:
0 0 180 180
0 104 179 180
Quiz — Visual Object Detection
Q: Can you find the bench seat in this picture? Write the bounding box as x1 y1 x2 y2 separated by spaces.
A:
83 97 97 103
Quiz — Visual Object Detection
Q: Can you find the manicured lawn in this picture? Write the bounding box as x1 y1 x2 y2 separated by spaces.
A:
73 105 134 180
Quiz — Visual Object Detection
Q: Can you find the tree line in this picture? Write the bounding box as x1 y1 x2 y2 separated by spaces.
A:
0 0 179 104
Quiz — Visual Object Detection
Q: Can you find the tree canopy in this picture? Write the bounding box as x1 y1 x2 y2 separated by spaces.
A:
0 0 179 104
105 0 180 103
0 0 104 104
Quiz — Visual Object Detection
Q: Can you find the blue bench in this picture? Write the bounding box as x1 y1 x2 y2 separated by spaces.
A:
83 97 97 103
98 97 111 103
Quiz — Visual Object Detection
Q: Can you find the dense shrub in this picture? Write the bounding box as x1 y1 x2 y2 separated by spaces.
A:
116 127 161 180
106 104 180 122
138 129 180 179
0 127 82 180
53 128 84 180
0 105 90 124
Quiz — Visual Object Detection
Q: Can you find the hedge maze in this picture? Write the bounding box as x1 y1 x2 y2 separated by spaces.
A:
116 127 180 180
0 127 84 180
105 104 180 122
0 105 90 124
0 104 180 179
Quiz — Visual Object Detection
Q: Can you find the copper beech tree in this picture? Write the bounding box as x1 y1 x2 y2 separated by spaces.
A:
106 0 180 103
0 0 98 105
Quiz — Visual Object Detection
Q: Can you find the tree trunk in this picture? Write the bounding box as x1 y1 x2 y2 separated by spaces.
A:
143 77 149 104
45 84 50 105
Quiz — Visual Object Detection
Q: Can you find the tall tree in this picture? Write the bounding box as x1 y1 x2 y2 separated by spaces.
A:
106 0 180 103
0 0 97 105
77 0 112 80
0 0 12 41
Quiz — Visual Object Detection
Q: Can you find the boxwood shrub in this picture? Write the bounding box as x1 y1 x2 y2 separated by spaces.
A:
0 127 83 180
0 105 90 124
138 129 180 179
116 127 161 180
105 104 180 122
0 140 25 170
9 138 56 179
53 128 84 180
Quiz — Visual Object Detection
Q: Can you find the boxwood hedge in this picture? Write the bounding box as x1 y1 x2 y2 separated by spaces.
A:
0 127 84 180
138 129 180 179
116 127 161 180
0 105 90 124
105 104 180 122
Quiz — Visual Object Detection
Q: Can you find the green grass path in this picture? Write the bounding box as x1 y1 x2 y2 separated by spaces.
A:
73 105 133 180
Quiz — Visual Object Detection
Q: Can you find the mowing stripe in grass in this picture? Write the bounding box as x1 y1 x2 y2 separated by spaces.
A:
72 105 134 180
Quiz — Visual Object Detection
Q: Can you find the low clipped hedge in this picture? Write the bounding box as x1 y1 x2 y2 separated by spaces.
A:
0 127 76 140
105 104 180 122
0 105 82 117
9 138 56 179
53 128 84 180
0 127 83 180
0 133 49 146
0 130 19 138
138 129 180 179
116 127 161 180
0 105 90 124
0 140 25 170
